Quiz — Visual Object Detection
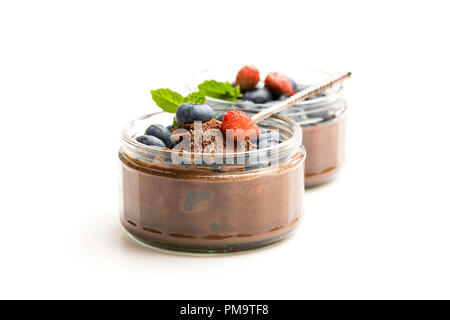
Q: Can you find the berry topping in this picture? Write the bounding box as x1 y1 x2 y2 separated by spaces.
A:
145 124 173 148
176 103 215 126
250 130 284 149
259 130 283 144
235 65 260 91
136 135 166 148
220 110 260 140
242 87 274 104
264 72 295 96
258 139 279 150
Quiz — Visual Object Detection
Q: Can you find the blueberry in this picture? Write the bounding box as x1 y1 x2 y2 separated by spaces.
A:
242 87 274 104
259 130 283 143
216 114 224 121
176 103 215 126
166 125 173 132
136 135 166 148
145 124 172 147
258 139 280 150
251 130 283 148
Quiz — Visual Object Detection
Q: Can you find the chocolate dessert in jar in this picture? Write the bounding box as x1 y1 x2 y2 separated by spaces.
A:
187 66 348 187
119 108 306 253
284 92 346 187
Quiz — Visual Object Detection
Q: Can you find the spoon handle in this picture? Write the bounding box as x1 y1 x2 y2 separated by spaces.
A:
251 71 352 123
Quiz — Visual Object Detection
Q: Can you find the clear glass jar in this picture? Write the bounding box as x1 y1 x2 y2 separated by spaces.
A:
187 67 347 187
119 108 306 253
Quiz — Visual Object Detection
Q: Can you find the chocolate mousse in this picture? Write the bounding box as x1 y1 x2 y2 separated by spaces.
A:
303 116 346 187
120 98 305 253
119 149 304 252
171 119 258 153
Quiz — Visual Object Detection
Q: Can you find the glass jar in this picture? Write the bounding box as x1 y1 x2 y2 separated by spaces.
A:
187 67 347 187
119 108 306 253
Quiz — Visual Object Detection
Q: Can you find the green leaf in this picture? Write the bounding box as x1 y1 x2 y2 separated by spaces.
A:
184 90 206 104
151 88 184 113
173 116 179 129
198 80 242 102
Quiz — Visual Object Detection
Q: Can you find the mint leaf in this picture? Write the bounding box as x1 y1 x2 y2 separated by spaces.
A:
173 116 179 129
151 88 184 113
198 80 242 102
184 90 206 104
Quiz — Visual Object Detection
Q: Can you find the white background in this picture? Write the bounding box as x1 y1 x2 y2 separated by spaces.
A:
1 0 449 300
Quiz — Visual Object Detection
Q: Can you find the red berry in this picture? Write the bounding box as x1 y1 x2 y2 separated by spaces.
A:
264 72 295 96
220 110 260 141
235 65 260 91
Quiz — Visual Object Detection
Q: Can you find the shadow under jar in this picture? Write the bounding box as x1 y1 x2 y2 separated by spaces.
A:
119 109 306 253
187 67 347 187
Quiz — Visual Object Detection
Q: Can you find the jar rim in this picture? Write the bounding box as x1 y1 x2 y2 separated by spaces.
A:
121 108 303 161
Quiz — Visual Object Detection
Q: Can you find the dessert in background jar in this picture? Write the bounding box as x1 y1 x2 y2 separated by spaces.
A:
119 88 306 253
187 65 348 187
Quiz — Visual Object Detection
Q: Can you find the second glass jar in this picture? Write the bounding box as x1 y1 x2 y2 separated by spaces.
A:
187 66 347 187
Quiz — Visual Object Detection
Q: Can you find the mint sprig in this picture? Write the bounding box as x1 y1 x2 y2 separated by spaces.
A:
183 91 206 104
198 80 242 102
150 89 184 114
150 80 241 115
151 88 207 114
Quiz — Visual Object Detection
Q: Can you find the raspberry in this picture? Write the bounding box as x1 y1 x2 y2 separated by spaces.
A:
235 65 260 91
220 110 260 141
264 72 295 96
